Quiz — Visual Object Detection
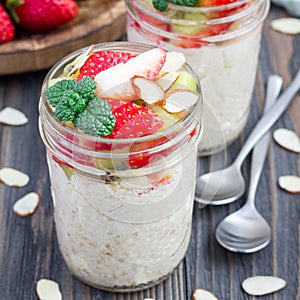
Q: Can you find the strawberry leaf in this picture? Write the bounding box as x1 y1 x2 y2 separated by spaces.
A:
74 97 116 137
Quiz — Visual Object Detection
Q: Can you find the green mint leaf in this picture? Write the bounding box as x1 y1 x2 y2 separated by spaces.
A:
45 77 98 123
45 79 77 108
153 0 198 11
54 91 87 122
74 97 116 137
153 0 169 11
75 76 96 101
182 0 199 7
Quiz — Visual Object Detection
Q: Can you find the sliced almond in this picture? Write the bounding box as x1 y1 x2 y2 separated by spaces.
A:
192 288 218 300
68 44 94 76
164 90 198 113
278 175 300 194
271 18 300 35
0 167 30 187
0 107 28 126
242 276 286 296
13 192 40 217
273 128 300 153
36 279 62 300
132 76 165 105
161 51 186 73
156 71 179 91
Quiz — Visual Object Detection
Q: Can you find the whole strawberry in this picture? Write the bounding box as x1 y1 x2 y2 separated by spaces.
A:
0 4 15 43
6 0 78 33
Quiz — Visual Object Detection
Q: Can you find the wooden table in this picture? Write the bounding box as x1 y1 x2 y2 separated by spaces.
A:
0 5 299 300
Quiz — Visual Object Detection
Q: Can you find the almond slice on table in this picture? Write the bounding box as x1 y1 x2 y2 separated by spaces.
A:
192 288 218 300
271 18 300 35
242 276 286 296
161 51 186 73
132 76 165 105
0 168 30 187
13 192 40 217
273 128 300 153
36 279 62 300
0 107 28 126
164 90 198 113
156 72 179 91
278 175 300 194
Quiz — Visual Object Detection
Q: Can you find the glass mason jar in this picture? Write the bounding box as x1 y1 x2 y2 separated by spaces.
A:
126 0 270 155
38 42 203 292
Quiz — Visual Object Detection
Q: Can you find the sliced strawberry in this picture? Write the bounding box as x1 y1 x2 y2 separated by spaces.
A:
133 7 171 44
198 0 245 17
94 48 167 100
52 155 74 170
105 99 128 110
128 136 171 169
173 23 231 48
107 102 163 139
173 36 209 49
197 0 237 7
77 51 135 80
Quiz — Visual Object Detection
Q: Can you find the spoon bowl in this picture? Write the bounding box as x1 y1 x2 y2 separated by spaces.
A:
196 165 245 205
215 205 271 253
213 74 281 253
194 69 300 205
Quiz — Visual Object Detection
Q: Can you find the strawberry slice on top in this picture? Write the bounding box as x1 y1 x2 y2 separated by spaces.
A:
77 51 135 80
94 48 167 100
107 102 163 139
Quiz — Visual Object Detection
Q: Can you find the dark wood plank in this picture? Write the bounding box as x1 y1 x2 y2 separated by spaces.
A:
0 4 299 300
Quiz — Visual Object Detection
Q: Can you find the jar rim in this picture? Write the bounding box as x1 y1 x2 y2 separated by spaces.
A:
126 0 269 42
40 41 203 147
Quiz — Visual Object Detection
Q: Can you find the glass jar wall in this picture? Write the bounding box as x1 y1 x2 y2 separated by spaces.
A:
39 42 203 292
126 0 270 155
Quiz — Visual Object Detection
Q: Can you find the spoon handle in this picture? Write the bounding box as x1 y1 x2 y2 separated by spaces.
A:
235 68 300 168
246 76 282 206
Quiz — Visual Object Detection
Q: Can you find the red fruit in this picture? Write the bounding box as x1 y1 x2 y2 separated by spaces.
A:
173 23 231 48
128 136 171 169
0 4 15 43
133 8 171 44
95 48 167 100
198 0 237 7
105 99 128 110
77 51 136 81
198 0 244 17
107 102 163 139
6 0 78 33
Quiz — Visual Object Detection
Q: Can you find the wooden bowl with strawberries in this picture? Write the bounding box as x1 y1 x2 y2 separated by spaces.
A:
0 0 127 75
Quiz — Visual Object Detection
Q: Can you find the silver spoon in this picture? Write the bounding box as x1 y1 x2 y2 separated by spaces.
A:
195 68 300 205
214 77 278 253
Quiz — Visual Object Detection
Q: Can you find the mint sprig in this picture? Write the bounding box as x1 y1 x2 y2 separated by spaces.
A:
153 0 199 11
45 77 116 137
74 97 116 137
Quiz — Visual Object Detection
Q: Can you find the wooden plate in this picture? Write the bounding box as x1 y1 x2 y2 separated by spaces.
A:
0 0 127 75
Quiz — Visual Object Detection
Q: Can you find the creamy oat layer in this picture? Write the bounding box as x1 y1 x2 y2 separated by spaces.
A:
127 22 262 153
48 149 197 289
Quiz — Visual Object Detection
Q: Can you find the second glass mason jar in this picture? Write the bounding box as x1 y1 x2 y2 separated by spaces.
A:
39 42 203 292
126 0 270 155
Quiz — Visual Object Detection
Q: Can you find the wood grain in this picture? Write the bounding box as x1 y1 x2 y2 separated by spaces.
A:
0 0 127 75
0 5 299 300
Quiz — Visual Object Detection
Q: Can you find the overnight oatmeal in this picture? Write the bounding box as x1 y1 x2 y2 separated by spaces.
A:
126 0 270 154
39 42 202 291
